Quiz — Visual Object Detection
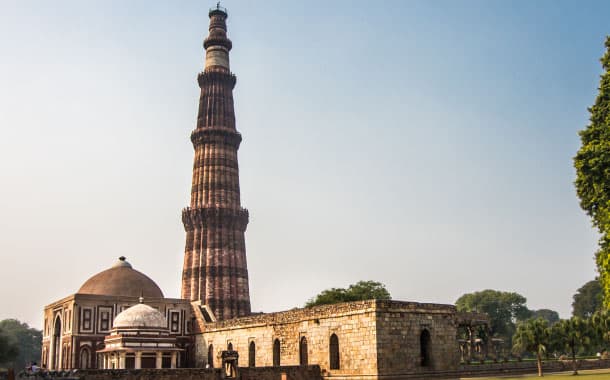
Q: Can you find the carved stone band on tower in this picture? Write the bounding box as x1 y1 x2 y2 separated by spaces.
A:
180 6 251 320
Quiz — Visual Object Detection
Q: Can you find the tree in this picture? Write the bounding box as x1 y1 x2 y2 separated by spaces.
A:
513 318 551 377
455 290 531 345
0 319 42 370
551 317 591 375
574 36 610 306
531 309 560 325
305 280 391 307
590 310 610 352
0 328 18 367
573 279 603 318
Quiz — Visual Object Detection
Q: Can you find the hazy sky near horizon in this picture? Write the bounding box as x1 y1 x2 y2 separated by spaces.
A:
1 0 609 329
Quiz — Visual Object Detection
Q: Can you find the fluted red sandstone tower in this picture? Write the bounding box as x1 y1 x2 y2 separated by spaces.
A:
181 6 251 320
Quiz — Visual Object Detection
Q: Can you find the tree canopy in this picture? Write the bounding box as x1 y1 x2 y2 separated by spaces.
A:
531 309 560 325
572 279 603 318
0 328 18 367
456 290 531 344
305 280 391 307
574 36 610 306
0 319 42 370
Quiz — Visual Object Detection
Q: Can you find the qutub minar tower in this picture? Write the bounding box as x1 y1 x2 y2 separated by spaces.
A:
181 5 251 320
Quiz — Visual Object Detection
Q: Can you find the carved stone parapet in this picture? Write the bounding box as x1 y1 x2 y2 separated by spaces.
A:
182 206 249 231
197 71 236 89
191 127 242 148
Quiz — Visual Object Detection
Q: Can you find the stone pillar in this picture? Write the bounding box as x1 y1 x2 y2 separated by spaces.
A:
156 352 163 369
135 352 142 369
102 354 107 369
171 352 177 369
118 352 126 369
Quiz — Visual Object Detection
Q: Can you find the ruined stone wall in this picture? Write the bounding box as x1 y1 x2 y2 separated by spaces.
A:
374 301 460 376
73 366 321 380
195 301 379 377
193 300 462 378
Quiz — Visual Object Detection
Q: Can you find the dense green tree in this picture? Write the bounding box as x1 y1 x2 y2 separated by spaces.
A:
513 318 551 377
455 290 531 345
305 280 391 307
590 310 610 351
574 36 610 306
552 317 591 375
0 328 19 367
0 319 42 370
531 309 560 325
572 279 603 318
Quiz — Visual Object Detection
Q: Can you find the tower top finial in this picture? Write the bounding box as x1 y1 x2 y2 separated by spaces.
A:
209 2 228 18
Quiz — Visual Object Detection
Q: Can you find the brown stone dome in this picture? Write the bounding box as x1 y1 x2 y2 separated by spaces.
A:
78 257 164 298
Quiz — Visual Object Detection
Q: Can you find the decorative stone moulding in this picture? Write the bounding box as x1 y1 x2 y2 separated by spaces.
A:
190 128 242 148
197 71 237 88
182 206 249 231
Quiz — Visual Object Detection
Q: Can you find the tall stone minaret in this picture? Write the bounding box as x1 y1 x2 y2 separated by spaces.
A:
181 5 251 320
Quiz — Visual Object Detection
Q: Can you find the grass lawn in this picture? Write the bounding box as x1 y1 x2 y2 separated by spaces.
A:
463 369 610 379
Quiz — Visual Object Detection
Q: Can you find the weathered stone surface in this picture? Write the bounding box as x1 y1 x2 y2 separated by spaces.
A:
192 300 461 378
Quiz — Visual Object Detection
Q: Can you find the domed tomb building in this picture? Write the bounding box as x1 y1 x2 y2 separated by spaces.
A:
41 257 192 370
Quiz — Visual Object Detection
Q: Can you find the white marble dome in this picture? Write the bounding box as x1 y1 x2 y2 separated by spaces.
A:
113 303 167 329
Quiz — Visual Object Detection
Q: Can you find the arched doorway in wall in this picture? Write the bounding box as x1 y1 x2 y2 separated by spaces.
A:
51 316 62 369
329 334 340 370
248 341 255 367
272 339 280 367
80 346 91 369
299 336 308 366
207 344 214 368
420 329 431 367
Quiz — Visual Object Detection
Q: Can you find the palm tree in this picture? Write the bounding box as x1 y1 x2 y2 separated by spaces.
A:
513 318 550 377
552 317 591 375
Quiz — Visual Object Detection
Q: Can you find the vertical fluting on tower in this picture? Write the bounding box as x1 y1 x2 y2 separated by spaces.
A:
181 5 251 320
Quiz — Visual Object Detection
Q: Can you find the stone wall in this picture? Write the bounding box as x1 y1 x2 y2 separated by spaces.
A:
192 300 461 378
197 301 379 377
67 366 321 380
375 301 459 376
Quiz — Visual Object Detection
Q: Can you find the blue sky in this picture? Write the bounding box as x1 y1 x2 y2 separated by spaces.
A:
0 1 608 328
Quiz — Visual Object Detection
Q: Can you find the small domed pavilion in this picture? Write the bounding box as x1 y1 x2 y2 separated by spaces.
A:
97 299 182 369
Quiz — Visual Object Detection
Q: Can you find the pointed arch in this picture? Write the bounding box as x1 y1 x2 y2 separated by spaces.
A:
420 329 431 367
299 336 308 366
329 333 340 369
208 344 214 368
79 346 91 369
273 339 280 367
51 315 62 369
248 341 255 367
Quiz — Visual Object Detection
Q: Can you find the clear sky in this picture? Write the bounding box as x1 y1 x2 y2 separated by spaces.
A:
0 0 608 329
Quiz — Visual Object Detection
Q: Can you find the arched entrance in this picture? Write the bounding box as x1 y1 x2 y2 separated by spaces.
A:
51 316 62 369
272 339 280 367
207 344 214 368
420 329 431 367
299 336 308 366
80 346 90 369
248 341 255 367
329 334 340 370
